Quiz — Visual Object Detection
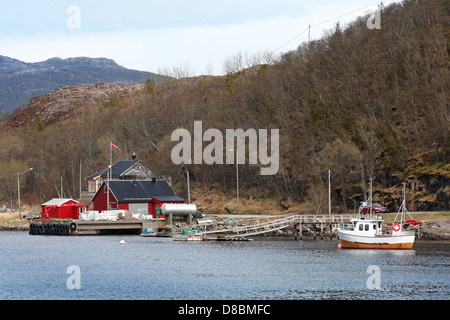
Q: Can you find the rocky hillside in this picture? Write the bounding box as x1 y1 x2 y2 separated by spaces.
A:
0 55 166 113
7 82 140 128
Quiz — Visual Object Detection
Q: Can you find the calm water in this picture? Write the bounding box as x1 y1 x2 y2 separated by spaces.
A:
0 231 448 300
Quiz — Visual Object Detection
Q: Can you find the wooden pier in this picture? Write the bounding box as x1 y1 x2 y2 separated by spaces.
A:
203 215 353 241
29 214 353 239
29 219 165 236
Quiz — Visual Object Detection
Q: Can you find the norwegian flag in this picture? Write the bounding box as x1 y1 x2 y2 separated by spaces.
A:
111 142 120 150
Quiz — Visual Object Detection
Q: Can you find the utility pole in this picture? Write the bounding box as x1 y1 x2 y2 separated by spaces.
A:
17 168 33 219
328 170 331 217
79 160 82 199
308 24 311 45
236 148 239 204
186 170 191 204
369 178 374 217
229 148 239 204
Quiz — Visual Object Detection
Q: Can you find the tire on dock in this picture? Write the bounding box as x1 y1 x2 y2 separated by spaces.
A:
29 222 70 236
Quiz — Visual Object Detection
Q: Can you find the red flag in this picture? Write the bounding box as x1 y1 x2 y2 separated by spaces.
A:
111 142 120 150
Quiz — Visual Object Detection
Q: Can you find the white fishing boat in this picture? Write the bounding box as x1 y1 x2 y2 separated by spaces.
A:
337 181 416 250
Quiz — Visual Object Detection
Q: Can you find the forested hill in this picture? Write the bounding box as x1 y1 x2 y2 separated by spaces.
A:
0 0 448 214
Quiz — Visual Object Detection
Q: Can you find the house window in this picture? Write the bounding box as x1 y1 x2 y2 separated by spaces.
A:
104 185 107 193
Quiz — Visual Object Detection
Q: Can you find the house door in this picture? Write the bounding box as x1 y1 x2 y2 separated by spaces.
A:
128 203 148 215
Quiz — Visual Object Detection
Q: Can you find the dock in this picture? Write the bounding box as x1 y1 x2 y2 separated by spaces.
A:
29 214 354 239
203 214 353 241
29 219 165 236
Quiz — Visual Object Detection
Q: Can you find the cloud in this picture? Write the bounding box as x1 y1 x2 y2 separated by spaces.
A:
1 15 308 75
0 0 393 76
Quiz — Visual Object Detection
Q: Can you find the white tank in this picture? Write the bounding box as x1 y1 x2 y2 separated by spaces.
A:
161 204 197 216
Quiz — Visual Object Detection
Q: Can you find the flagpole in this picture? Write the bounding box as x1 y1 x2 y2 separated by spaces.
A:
107 142 120 211
107 143 111 211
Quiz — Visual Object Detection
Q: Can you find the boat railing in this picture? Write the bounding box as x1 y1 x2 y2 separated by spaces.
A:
338 223 354 231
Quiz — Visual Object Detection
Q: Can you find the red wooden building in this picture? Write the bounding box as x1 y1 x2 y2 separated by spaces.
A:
92 179 184 218
41 198 87 220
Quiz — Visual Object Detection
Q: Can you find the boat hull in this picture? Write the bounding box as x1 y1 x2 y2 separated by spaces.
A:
338 230 415 250
140 233 157 237
339 239 414 250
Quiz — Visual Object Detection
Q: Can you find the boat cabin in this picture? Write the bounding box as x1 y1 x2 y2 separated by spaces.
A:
347 217 383 236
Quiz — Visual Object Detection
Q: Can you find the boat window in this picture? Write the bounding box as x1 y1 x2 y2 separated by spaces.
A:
365 224 369 231
359 224 363 231
373 224 376 230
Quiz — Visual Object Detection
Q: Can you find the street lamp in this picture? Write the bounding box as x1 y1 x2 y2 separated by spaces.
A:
18 168 33 219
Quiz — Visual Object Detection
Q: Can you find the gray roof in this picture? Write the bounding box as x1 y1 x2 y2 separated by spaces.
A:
42 198 79 206
104 180 184 203
86 160 137 180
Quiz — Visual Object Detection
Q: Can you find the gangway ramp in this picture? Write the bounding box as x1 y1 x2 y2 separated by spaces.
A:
203 214 353 240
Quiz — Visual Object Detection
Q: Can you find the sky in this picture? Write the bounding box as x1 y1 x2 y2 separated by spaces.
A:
0 0 399 76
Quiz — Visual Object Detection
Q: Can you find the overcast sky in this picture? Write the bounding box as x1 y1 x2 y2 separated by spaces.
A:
0 0 398 76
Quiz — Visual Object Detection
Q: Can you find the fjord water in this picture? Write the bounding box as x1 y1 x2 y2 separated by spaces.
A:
0 231 448 300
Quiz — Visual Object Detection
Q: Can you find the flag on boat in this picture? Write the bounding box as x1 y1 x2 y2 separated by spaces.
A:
111 142 120 150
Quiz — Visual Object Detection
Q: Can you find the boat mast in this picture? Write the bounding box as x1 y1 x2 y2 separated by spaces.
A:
394 182 413 225
369 178 373 218
401 182 406 224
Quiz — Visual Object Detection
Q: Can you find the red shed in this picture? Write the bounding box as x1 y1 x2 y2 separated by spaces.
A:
92 180 184 218
41 198 87 220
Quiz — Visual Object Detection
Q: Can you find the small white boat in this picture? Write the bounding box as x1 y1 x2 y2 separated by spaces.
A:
173 229 205 241
337 181 416 250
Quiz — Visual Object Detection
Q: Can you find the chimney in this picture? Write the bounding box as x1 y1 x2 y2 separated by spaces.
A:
131 152 136 160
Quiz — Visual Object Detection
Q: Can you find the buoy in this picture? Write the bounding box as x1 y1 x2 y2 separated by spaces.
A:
338 243 342 249
120 240 126 245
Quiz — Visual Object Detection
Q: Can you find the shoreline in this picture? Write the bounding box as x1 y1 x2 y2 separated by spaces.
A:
1 215 449 241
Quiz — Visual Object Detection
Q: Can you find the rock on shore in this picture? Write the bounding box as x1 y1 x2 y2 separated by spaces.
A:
413 219 450 241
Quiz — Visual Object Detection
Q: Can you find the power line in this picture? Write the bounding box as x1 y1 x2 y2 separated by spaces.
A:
273 1 382 54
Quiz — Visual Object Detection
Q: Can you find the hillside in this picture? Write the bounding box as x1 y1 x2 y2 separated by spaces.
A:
6 82 140 128
0 0 448 214
0 55 166 114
